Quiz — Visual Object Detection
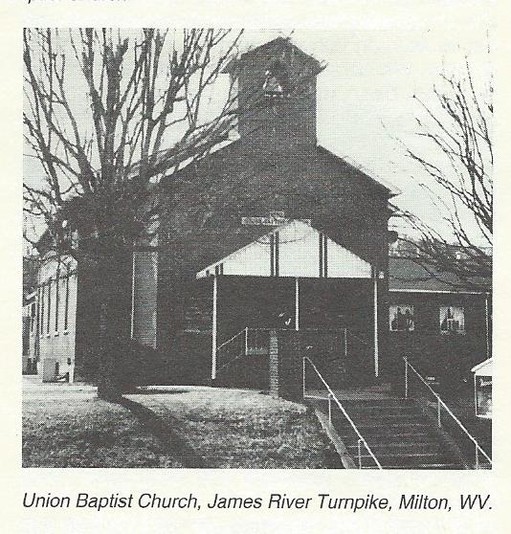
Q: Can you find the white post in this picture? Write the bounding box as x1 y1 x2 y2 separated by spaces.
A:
211 275 218 380
404 357 409 399
373 274 379 377
130 252 136 339
485 293 490 360
302 357 306 399
295 277 300 331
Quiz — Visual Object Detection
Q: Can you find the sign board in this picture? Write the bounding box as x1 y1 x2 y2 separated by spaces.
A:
241 212 311 227
475 375 492 419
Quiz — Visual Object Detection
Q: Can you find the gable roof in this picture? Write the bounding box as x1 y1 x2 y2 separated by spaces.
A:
317 146 399 197
161 139 396 197
389 257 491 294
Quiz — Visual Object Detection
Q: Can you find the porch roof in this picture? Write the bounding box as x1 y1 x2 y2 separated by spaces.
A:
471 359 492 376
196 219 373 279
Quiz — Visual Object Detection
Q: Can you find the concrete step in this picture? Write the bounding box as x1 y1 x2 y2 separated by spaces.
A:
336 425 436 439
338 426 438 443
355 452 453 467
347 442 441 454
339 431 434 441
346 410 424 418
333 415 428 428
379 463 464 470
340 398 414 406
311 393 471 469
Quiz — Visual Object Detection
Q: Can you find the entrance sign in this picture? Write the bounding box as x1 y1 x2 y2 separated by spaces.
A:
242 212 311 227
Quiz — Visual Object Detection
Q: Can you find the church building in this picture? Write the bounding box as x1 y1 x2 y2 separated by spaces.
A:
31 37 401 387
130 37 399 386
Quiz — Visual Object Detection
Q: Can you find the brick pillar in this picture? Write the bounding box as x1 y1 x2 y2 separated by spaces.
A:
269 330 279 397
269 330 303 402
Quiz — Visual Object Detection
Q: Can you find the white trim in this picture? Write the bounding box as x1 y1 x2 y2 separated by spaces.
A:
295 277 300 331
485 294 490 360
197 219 372 279
471 358 493 374
197 220 296 277
390 288 487 295
130 252 136 338
211 275 218 380
373 275 379 377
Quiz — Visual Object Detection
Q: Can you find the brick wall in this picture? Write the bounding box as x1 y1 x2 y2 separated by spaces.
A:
388 292 489 387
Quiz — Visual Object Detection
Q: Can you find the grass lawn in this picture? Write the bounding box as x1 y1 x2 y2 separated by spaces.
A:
22 382 340 469
22 388 183 468
125 387 341 468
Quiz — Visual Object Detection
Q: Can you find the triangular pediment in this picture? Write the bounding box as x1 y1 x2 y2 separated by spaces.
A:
196 220 372 279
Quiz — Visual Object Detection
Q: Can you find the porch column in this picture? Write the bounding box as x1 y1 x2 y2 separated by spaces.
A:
485 292 490 360
295 277 300 331
373 274 379 377
211 275 218 380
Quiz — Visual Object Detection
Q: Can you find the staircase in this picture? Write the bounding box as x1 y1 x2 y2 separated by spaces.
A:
319 395 467 469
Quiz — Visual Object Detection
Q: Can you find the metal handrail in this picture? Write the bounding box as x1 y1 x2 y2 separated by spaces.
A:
216 328 246 352
215 328 248 375
303 356 382 469
404 357 492 468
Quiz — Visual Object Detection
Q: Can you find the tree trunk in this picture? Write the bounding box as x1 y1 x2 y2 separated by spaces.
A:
95 248 132 401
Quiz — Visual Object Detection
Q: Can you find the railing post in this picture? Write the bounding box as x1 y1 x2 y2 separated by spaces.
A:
358 439 362 469
328 394 332 425
244 327 248 356
404 357 409 399
402 356 491 468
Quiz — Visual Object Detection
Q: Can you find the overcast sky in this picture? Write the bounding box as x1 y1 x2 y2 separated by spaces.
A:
24 8 493 244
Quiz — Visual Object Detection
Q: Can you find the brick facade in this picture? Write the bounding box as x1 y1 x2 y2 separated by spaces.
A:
150 39 395 384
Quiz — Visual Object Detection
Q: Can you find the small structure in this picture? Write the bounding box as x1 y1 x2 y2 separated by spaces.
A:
471 358 492 419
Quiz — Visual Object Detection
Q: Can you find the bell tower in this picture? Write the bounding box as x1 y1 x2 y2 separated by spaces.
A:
225 38 324 154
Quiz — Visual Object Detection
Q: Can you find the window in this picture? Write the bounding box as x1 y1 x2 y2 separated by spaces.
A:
39 286 44 337
30 303 36 333
440 306 465 334
389 305 415 332
46 280 52 334
54 272 60 333
263 60 291 98
64 275 70 331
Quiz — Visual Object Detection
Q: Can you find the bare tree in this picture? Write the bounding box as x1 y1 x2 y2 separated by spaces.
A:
23 28 244 399
394 60 492 292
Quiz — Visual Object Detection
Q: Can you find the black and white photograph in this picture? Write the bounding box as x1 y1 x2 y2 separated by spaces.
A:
21 23 494 473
